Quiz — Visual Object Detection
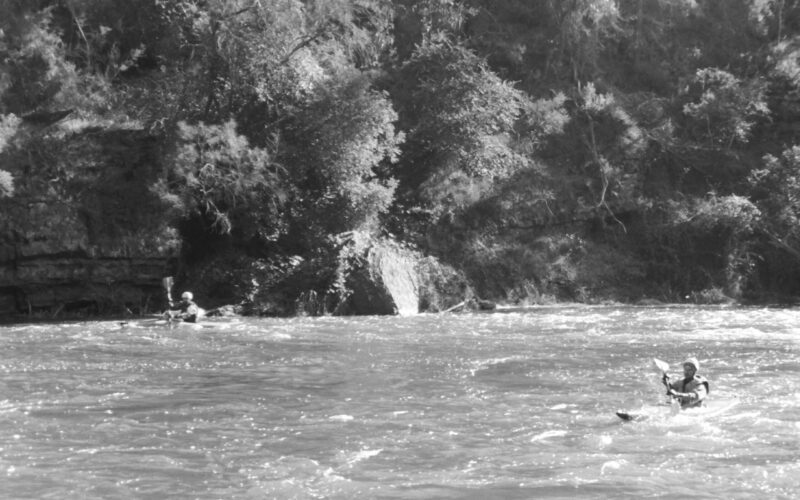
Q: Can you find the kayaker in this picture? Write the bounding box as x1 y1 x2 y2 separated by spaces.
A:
165 291 201 323
662 357 709 408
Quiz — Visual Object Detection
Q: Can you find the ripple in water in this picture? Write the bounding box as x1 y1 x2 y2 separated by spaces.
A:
0 306 798 499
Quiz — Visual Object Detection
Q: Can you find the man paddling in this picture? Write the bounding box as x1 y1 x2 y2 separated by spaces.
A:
663 357 709 408
165 291 201 323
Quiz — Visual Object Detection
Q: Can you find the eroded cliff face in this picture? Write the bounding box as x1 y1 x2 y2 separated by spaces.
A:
0 127 177 319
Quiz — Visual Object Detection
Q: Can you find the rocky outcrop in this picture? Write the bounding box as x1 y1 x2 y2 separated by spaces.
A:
341 240 419 316
0 127 175 318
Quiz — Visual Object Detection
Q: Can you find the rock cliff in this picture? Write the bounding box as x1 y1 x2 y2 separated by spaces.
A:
0 127 176 318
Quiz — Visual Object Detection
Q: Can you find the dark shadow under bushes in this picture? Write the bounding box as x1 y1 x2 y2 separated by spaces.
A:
456 229 650 305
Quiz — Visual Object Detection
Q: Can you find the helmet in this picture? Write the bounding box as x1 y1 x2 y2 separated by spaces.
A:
181 291 193 300
683 357 699 371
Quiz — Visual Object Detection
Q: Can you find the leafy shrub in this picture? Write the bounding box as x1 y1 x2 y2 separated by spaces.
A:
0 6 112 119
681 68 769 147
749 146 800 234
519 93 570 150
690 287 734 304
0 114 18 197
394 40 529 217
670 194 760 234
189 252 304 309
744 146 800 292
169 120 286 236
0 169 12 198
574 82 646 206
287 75 403 237
647 195 761 299
415 255 469 312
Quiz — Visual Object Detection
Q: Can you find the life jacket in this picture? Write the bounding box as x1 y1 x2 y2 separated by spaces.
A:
175 300 199 322
672 375 709 408
177 300 197 313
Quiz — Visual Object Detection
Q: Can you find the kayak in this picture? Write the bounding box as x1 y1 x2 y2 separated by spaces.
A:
617 357 738 422
118 317 209 329
616 398 739 422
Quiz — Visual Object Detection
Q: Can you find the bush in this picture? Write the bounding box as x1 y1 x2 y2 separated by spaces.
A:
169 120 287 237
681 68 768 147
286 75 403 238
690 287 735 305
0 170 12 197
394 40 528 217
415 256 469 312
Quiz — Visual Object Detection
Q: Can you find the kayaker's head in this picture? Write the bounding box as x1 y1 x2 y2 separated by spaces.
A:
682 357 699 377
181 291 193 302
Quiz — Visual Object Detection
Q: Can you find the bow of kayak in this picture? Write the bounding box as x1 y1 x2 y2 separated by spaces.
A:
617 398 739 422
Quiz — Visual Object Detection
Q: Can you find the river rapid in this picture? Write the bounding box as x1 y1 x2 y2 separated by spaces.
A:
1 306 798 499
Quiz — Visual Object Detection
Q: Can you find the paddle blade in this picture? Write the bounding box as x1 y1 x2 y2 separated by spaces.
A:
653 358 669 373
162 276 174 304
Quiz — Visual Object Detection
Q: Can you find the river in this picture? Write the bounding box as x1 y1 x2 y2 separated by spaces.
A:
1 306 798 499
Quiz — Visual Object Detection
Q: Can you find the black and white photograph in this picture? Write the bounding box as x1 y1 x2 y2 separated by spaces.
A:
1 1 798 498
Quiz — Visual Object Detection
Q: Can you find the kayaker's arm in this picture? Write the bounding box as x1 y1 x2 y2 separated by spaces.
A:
667 383 707 405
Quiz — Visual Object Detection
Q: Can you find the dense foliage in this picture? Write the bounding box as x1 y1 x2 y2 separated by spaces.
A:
4 0 800 313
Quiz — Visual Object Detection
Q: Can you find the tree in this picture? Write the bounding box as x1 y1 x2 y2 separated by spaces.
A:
748 146 800 256
142 0 397 135
465 0 623 86
680 68 769 148
284 74 403 243
167 119 287 240
393 0 476 61
0 114 19 197
392 40 528 222
676 194 761 296
750 0 800 42
0 3 107 116
541 82 648 228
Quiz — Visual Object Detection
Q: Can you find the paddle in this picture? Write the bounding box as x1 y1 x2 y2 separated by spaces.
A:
654 357 671 393
654 358 682 411
161 276 178 328
616 359 674 421
162 276 174 307
653 358 669 380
